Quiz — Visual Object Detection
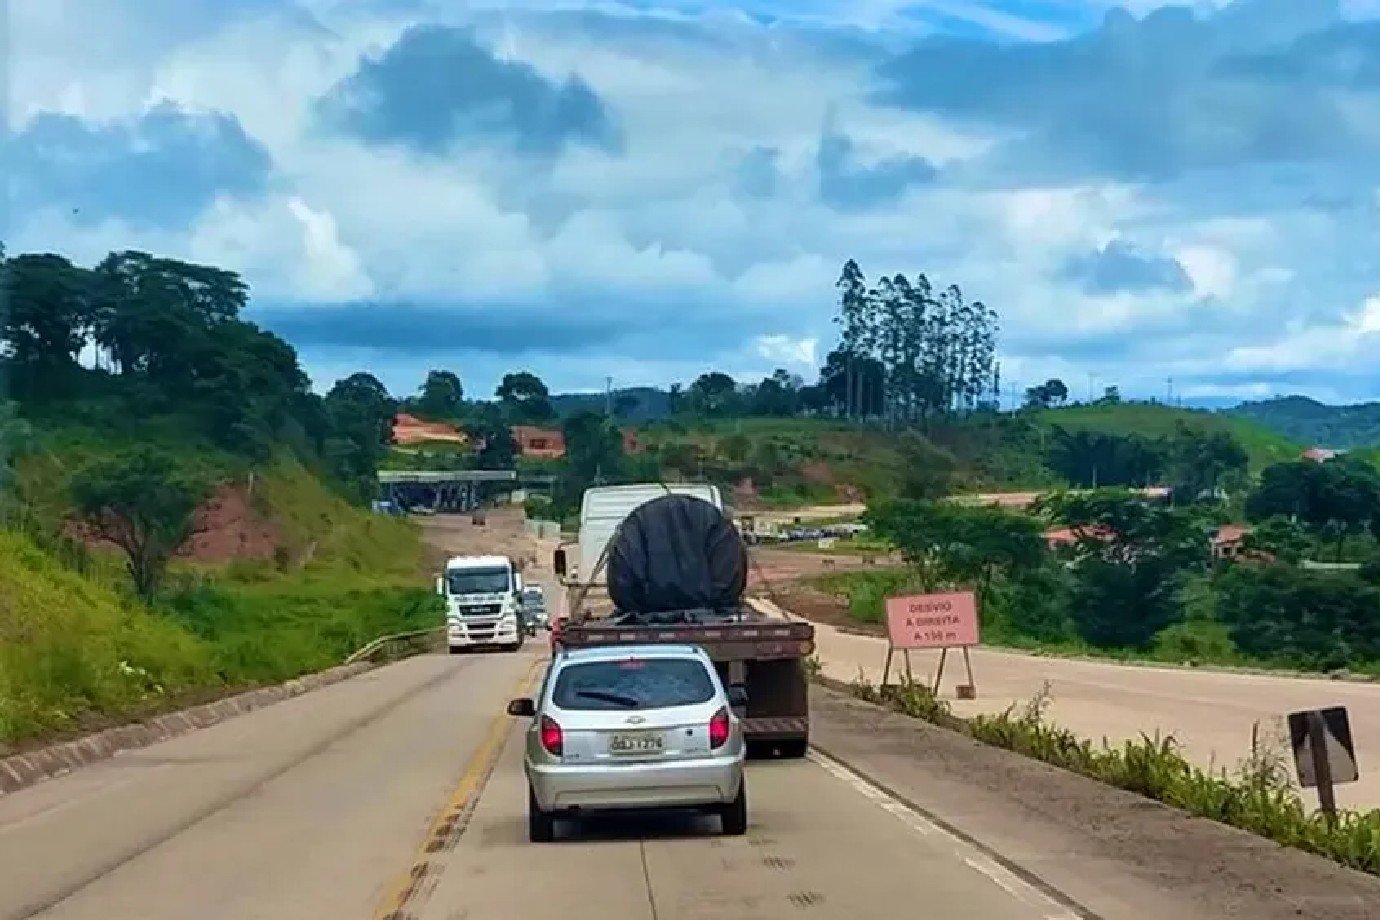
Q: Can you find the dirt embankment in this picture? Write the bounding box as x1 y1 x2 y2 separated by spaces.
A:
67 481 282 564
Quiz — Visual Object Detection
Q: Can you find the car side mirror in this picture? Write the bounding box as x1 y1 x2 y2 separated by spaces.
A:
726 686 748 708
435 576 445 596
553 549 567 576
507 698 536 718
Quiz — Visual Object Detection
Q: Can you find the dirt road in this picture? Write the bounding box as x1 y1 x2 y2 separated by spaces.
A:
807 619 1380 811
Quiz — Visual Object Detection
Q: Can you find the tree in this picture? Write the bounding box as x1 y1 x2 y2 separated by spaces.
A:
829 260 998 424
868 499 1047 587
465 404 518 469
90 251 247 385
1045 428 1166 488
2 254 94 396
749 369 800 417
612 392 639 419
1215 565 1380 670
496 371 554 422
1239 516 1309 564
819 349 882 417
687 371 739 417
416 370 464 420
0 402 34 495
1165 423 1247 503
323 373 396 501
1247 456 1380 560
1022 378 1068 409
562 411 623 484
70 449 211 600
1037 490 1211 648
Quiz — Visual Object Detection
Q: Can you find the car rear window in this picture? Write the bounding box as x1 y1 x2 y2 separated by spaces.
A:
552 658 716 711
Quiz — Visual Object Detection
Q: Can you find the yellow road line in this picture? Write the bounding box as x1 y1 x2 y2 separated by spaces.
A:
373 655 545 920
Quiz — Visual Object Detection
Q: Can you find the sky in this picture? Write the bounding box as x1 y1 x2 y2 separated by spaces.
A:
7 0 1380 405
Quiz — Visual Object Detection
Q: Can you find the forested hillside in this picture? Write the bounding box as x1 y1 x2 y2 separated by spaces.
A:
0 247 431 747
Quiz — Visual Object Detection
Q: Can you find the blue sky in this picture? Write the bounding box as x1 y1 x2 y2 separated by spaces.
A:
8 0 1380 404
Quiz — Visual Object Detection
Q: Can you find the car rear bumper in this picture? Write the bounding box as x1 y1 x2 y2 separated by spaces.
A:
528 754 743 813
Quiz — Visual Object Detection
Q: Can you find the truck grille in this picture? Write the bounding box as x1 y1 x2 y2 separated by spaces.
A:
458 604 502 616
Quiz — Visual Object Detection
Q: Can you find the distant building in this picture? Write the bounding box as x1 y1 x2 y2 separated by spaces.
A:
512 426 566 458
1211 524 1250 561
1302 447 1344 462
1045 523 1254 562
392 413 469 446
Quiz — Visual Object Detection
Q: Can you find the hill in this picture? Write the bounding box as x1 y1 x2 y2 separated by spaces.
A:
624 401 1292 510
1035 403 1301 472
1224 396 1380 449
0 247 434 748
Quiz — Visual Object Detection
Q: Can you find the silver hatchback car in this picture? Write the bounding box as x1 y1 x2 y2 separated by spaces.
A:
507 644 748 842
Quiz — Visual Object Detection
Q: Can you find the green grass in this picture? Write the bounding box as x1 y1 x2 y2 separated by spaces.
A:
844 676 1380 877
0 440 435 748
1034 403 1301 472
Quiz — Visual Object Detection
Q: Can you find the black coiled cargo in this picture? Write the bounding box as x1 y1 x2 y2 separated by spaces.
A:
606 493 748 618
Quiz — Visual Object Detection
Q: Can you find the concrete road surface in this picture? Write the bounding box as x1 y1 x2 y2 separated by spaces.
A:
5 642 1376 919
0 649 540 920
411 720 1081 920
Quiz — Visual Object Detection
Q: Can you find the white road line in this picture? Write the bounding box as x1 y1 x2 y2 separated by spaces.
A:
809 750 1081 920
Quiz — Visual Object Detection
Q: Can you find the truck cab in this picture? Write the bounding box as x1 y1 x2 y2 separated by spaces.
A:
437 554 525 653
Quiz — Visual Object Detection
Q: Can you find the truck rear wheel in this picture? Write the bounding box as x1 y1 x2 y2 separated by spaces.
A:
720 778 748 836
528 785 555 843
777 738 809 759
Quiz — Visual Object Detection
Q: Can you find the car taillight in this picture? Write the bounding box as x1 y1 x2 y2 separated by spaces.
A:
709 706 730 749
539 715 563 756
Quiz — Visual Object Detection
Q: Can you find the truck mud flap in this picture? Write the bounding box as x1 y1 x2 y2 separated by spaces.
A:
741 716 809 738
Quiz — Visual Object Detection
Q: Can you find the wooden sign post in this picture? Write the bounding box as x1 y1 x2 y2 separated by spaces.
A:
881 591 980 698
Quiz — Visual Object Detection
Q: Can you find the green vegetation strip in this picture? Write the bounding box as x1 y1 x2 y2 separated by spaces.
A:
827 672 1380 877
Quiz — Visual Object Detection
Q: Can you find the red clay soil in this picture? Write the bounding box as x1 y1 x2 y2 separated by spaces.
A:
178 484 280 563
67 483 281 564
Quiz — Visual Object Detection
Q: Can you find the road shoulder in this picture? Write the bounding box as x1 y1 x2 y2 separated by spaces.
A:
808 684 1380 920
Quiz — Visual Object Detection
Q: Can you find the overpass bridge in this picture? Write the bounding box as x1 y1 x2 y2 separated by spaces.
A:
376 470 557 512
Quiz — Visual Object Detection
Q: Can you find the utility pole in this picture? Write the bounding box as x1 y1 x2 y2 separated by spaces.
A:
1166 376 1174 405
605 376 613 417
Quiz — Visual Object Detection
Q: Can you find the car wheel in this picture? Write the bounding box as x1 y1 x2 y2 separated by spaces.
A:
528 785 556 843
720 778 748 836
448 646 464 655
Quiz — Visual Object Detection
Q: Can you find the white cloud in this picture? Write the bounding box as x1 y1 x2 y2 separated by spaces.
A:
9 0 1380 399
754 334 818 367
1224 295 1380 374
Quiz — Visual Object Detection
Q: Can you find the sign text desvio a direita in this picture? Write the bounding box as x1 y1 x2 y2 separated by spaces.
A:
884 591 979 650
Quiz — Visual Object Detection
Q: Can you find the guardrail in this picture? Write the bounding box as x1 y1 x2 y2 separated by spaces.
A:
344 627 445 666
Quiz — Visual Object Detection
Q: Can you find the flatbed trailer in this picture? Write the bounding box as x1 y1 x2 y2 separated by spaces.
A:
552 482 816 757
555 612 815 755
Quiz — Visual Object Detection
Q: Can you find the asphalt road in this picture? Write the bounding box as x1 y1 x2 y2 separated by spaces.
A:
0 643 1080 920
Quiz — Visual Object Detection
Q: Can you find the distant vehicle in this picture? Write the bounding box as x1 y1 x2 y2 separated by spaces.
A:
436 555 525 653
508 643 748 842
552 483 814 758
522 585 549 632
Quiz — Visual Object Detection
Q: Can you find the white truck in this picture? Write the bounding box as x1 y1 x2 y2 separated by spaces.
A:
436 554 526 653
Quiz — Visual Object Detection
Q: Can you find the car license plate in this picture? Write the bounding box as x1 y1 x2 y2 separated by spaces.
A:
609 733 663 755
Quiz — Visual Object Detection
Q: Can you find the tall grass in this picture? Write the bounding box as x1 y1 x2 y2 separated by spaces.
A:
845 674 1380 876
